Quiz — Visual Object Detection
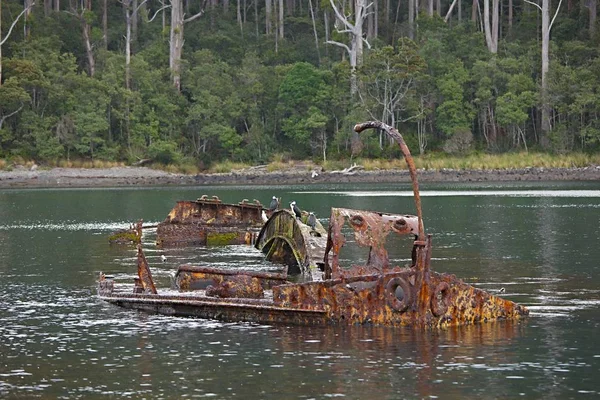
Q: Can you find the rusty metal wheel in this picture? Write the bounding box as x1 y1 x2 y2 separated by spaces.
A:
430 282 450 317
385 277 412 313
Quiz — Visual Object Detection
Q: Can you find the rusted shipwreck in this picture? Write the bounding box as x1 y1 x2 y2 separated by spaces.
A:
98 121 529 329
156 195 265 246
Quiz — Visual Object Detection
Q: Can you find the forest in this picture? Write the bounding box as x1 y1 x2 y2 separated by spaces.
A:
0 0 598 170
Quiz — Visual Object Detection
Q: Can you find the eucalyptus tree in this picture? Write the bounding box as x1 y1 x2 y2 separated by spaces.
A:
483 0 499 53
327 0 371 96
170 0 206 92
65 0 96 77
0 0 35 84
524 0 563 144
359 39 426 149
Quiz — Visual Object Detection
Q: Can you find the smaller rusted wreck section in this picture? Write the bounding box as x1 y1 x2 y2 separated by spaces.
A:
255 208 328 281
98 121 529 329
156 196 265 247
108 220 144 245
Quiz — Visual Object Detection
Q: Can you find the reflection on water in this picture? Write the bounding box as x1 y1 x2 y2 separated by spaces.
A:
1 182 599 398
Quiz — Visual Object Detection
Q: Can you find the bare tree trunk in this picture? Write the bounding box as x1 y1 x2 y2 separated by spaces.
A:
80 0 95 76
44 0 52 15
169 0 205 92
308 0 321 64
492 0 499 52
24 0 34 38
255 0 259 36
436 0 441 15
327 0 370 96
278 0 284 39
0 0 36 85
124 1 132 90
385 0 390 24
132 0 138 45
55 0 60 12
265 0 272 34
428 0 434 16
483 0 498 53
508 0 513 32
472 0 477 22
590 0 597 37
409 0 415 39
237 0 243 35
540 0 551 137
170 0 184 91
444 0 459 22
103 0 108 49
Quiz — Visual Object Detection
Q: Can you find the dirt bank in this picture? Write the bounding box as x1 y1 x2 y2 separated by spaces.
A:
1 165 599 189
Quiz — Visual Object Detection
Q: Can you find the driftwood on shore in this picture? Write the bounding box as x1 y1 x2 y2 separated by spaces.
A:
329 163 364 175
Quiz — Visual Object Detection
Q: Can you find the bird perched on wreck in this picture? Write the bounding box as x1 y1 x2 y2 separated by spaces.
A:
161 254 167 262
269 196 279 212
307 212 317 229
290 201 302 219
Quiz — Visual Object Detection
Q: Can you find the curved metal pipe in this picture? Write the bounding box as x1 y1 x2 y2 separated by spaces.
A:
354 121 425 239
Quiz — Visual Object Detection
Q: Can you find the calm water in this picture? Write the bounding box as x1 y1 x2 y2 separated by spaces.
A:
1 181 599 399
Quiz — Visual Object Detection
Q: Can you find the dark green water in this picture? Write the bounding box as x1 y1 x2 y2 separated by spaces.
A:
1 182 599 399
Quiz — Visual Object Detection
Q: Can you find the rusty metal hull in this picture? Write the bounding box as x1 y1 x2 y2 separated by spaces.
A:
98 266 526 328
98 292 328 326
156 197 265 247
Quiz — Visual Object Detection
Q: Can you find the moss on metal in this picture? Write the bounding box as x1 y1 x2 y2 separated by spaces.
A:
207 232 240 246
108 231 139 244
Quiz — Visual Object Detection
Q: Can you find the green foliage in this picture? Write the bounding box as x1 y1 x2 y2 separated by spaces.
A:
148 140 182 165
0 3 598 166
278 62 331 156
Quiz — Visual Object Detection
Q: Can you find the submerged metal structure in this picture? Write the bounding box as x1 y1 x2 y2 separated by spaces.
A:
98 121 529 328
156 196 265 246
254 209 327 280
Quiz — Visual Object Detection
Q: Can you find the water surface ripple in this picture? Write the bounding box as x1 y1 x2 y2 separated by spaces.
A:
1 182 599 398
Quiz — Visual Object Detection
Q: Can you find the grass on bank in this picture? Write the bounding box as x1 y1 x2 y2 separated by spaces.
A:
2 152 600 174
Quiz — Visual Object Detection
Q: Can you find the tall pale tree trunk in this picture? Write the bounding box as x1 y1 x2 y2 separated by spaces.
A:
590 0 597 37
509 0 513 32
327 0 369 96
237 0 243 35
409 0 415 39
444 0 459 22
75 0 96 77
132 0 138 45
169 0 205 92
308 0 321 64
170 0 184 91
25 0 34 38
103 0 108 49
472 0 478 22
540 0 551 136
278 0 284 39
265 0 272 34
1 2 36 85
483 0 498 53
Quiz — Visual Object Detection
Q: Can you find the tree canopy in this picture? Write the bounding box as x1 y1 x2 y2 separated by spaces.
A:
0 0 599 167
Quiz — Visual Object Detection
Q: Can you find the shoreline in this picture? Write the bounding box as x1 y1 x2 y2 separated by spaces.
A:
0 165 599 188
